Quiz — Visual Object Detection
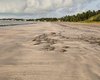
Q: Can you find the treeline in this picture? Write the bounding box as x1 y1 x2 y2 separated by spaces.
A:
27 10 100 22
0 18 25 21
60 10 100 22
27 18 58 22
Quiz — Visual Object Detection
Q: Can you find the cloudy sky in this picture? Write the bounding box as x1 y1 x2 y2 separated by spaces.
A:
0 0 99 19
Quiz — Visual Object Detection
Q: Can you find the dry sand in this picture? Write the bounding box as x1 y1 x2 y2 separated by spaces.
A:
0 22 100 80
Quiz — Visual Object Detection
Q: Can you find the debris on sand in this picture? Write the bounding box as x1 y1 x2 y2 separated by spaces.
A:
45 38 57 45
32 31 100 53
63 46 70 49
32 32 71 53
49 32 57 36
33 33 58 45
42 44 55 51
83 37 100 46
33 33 48 41
59 49 67 53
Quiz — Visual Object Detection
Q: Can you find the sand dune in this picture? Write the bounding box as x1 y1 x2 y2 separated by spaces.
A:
0 22 100 80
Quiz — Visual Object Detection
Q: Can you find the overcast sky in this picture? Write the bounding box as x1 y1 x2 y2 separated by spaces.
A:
0 0 99 19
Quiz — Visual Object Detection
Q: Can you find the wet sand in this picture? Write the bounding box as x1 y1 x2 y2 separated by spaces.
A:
0 22 100 80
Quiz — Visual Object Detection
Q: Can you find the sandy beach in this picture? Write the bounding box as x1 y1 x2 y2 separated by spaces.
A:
0 22 100 80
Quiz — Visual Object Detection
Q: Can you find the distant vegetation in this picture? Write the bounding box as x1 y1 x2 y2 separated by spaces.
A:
86 14 100 22
0 18 25 21
27 10 100 22
60 10 100 22
0 10 100 22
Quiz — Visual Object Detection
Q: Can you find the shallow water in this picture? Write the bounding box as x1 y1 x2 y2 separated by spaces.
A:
0 20 33 27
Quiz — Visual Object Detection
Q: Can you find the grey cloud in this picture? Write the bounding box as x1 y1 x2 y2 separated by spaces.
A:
0 0 96 13
0 0 99 18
